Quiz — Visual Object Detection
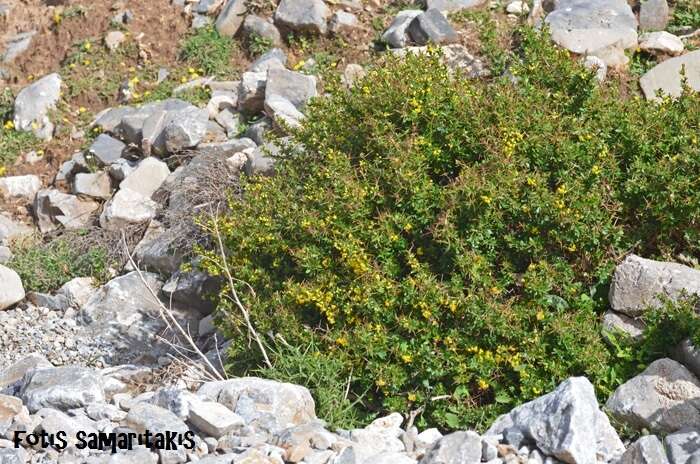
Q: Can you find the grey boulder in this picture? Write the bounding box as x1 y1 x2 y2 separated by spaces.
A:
620 435 670 464
674 338 700 379
606 358 700 434
407 9 458 46
274 0 330 35
486 377 624 464
382 11 422 49
119 157 170 198
215 0 247 36
73 172 113 200
99 188 158 230
609 254 700 317
87 133 126 166
164 106 209 153
243 15 282 47
34 189 100 232
197 377 316 432
264 68 317 111
665 429 700 464
639 0 669 31
545 0 637 64
13 73 62 138
419 431 481 464
20 367 105 413
0 175 41 202
640 50 700 101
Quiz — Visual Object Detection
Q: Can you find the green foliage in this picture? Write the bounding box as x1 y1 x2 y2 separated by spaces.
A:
668 0 700 33
247 33 274 57
200 29 700 430
0 89 41 170
180 26 234 77
9 236 111 293
255 337 370 429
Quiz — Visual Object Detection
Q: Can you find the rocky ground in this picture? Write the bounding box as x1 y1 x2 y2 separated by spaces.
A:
1 0 700 462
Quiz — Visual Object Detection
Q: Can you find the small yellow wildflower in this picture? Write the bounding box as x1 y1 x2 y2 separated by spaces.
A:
481 195 492 205
591 164 601 175
556 185 567 195
477 379 489 390
78 107 87 114
536 310 545 321
0 166 6 176
83 41 91 51
180 76 188 83
376 379 387 387
3 120 14 130
69 63 76 69
401 354 413 363
83 59 91 66
336 336 349 347
407 393 417 402
526 177 537 187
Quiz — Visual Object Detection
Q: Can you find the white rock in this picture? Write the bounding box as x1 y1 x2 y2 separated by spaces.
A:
487 377 624 463
0 175 41 202
13 73 62 137
34 189 100 232
0 264 24 310
119 157 171 198
639 31 684 56
189 400 244 438
506 1 529 14
640 50 700 101
606 358 700 434
20 366 105 413
99 188 158 230
73 172 113 200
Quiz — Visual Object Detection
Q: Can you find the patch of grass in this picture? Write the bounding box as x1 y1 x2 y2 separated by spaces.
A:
629 51 657 77
180 26 235 77
668 0 700 33
0 89 41 170
9 234 112 293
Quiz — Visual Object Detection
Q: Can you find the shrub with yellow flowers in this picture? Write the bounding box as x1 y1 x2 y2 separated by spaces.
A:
199 28 700 430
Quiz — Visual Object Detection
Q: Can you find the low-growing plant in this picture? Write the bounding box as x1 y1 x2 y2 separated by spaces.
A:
180 26 235 77
668 0 700 33
199 28 700 430
247 33 274 57
0 89 41 171
9 234 112 293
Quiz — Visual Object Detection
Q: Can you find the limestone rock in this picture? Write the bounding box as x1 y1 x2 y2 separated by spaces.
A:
545 0 638 65
34 189 100 232
126 403 188 434
486 377 624 463
20 367 105 413
99 188 158 230
674 338 700 379
243 15 283 47
620 435 670 464
665 429 700 464
639 31 684 56
0 175 41 202
602 311 645 340
382 10 422 48
238 72 267 114
264 68 317 111
197 377 316 432
640 50 700 101
274 0 330 35
13 73 62 137
189 400 244 438
119 157 170 198
0 214 33 245
215 0 247 36
73 172 113 200
609 254 700 317
329 11 359 35
164 106 209 153
606 358 700 434
0 265 24 310
639 0 669 31
250 48 287 73
407 9 458 46
87 134 126 166
419 431 481 464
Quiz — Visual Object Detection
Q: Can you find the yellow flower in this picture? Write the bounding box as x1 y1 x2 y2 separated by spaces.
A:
83 59 91 66
477 379 489 390
376 378 387 387
526 177 537 187
401 354 413 363
481 195 492 205
566 244 577 252
78 107 87 114
180 76 188 83
336 336 348 347
591 164 601 175
0 166 6 176
407 393 417 402
69 63 76 69
536 310 545 321
83 41 91 51
556 185 567 195
3 120 14 130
